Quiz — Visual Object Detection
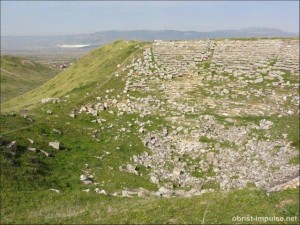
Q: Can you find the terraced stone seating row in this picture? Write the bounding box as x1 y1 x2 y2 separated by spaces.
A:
149 40 299 78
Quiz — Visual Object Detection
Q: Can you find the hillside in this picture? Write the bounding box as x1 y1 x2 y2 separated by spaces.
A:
1 41 143 112
1 40 299 224
0 55 58 103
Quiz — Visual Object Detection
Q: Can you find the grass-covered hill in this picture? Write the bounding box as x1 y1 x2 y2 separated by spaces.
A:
0 40 299 224
1 41 140 113
0 55 59 103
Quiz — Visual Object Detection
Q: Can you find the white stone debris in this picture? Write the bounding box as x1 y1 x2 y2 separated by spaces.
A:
68 39 299 197
49 141 60 150
41 98 60 104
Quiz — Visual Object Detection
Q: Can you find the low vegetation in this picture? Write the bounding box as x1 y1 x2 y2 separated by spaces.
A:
0 55 58 103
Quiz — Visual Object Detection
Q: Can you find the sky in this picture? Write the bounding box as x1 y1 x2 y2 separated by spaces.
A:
1 1 299 36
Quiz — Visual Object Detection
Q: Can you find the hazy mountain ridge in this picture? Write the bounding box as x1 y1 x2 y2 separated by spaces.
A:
1 28 298 56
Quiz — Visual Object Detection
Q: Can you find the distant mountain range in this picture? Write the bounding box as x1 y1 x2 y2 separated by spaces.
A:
87 27 298 41
1 27 298 57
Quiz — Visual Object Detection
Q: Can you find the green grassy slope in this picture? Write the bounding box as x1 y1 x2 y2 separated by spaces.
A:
1 41 142 113
0 55 58 103
0 40 299 224
2 188 298 224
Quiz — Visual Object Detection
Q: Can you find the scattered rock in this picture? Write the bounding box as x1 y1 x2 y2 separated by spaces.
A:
269 177 299 192
40 149 51 157
49 141 60 150
206 152 215 164
69 113 76 118
28 138 34 144
139 128 145 133
6 141 17 152
52 129 62 135
138 188 151 197
150 176 160 184
259 119 274 130
132 155 139 163
166 74 173 79
41 98 60 104
50 188 60 194
158 187 174 197
95 188 107 195
126 164 139 175
162 127 168 137
121 190 132 197
254 77 263 83
27 147 38 152
80 174 93 185
173 167 183 176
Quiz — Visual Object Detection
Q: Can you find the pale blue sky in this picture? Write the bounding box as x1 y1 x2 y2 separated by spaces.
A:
1 1 299 36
